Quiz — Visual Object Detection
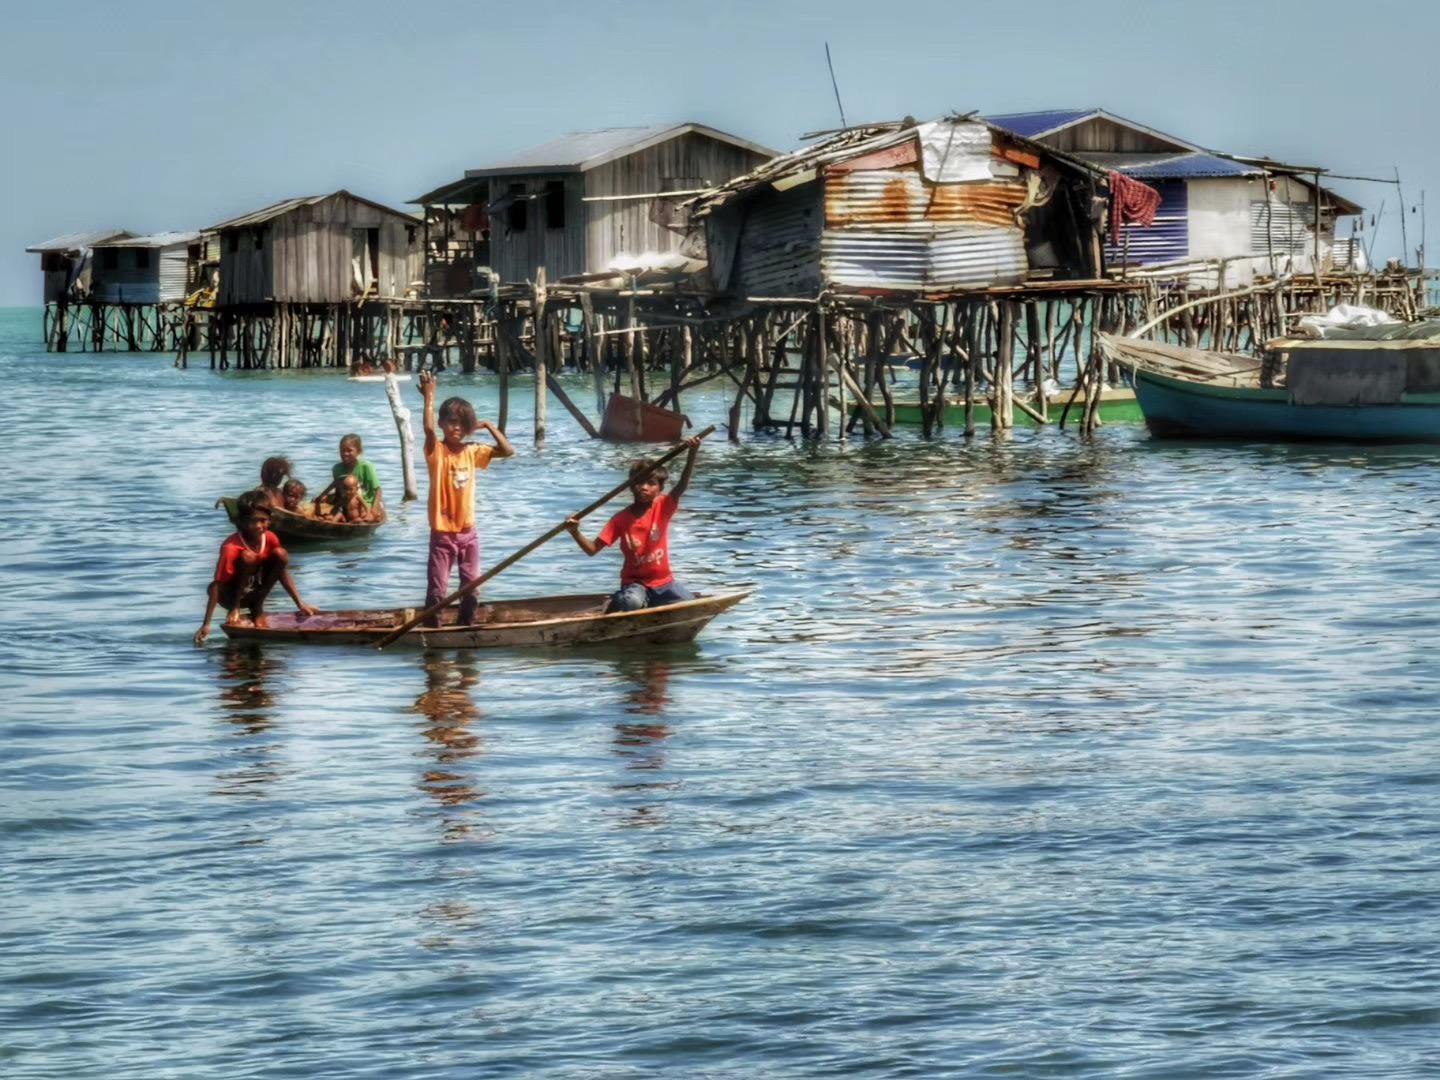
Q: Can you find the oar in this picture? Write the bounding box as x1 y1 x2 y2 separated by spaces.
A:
374 425 715 650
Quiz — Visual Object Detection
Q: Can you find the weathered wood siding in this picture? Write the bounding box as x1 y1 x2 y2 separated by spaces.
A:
584 134 772 272
218 194 419 305
487 174 586 284
1041 118 1181 154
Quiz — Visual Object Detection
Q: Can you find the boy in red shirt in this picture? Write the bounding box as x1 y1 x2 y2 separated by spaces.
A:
565 437 701 611
195 490 318 645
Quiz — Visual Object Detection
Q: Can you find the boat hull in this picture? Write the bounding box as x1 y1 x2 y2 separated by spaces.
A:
599 393 687 442
851 388 1142 427
1134 369 1440 442
219 590 750 648
219 496 383 543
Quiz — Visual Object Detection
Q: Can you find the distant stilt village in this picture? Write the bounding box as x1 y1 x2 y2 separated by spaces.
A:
27 109 1429 441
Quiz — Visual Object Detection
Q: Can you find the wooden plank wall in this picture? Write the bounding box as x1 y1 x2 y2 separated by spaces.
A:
218 195 420 304
487 174 586 284
584 134 772 272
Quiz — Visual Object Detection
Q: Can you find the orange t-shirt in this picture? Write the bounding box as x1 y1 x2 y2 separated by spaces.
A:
425 441 494 533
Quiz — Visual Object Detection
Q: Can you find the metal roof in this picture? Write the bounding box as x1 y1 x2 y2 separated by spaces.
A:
206 190 417 231
692 115 1108 218
92 230 203 249
463 123 778 177
26 229 132 253
984 109 1201 153
983 109 1099 138
1074 151 1259 179
410 175 489 206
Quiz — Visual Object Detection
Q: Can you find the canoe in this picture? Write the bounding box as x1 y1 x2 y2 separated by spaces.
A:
1100 331 1440 442
850 386 1142 428
599 393 687 442
218 496 383 543
219 589 751 648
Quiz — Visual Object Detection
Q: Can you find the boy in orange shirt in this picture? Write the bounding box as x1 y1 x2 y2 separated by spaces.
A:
419 370 515 626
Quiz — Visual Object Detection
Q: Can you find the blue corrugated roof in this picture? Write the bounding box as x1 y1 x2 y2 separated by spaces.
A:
1079 152 1258 180
983 109 1099 138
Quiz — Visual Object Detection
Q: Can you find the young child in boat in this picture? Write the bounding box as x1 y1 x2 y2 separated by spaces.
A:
565 437 702 612
281 479 307 514
331 433 384 519
327 473 373 523
419 370 515 626
195 489 318 645
259 456 292 506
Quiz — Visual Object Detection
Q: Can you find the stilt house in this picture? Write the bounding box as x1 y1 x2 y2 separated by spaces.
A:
984 109 1363 284
411 123 777 293
690 116 1123 303
207 191 422 306
26 230 132 303
88 232 204 304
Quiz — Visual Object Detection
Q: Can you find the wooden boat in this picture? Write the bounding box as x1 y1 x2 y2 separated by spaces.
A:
599 393 687 442
850 386 1142 428
219 589 751 648
1099 331 1440 442
218 496 384 544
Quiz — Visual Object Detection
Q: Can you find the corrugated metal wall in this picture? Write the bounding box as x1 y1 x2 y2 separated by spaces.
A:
1104 180 1188 265
158 246 189 301
584 133 773 273
819 164 1030 290
730 182 824 298
1249 199 1314 256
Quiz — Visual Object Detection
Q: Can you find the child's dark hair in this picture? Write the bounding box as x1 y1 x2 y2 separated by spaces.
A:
339 433 363 453
236 488 273 520
282 479 306 499
437 397 477 433
260 456 292 488
628 458 667 486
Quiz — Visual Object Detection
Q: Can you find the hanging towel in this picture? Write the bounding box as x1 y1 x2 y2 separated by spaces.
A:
1109 170 1162 233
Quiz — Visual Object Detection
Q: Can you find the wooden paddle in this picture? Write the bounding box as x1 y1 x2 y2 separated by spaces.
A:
373 425 715 650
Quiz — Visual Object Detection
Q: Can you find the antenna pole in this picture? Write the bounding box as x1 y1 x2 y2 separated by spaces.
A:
825 42 847 129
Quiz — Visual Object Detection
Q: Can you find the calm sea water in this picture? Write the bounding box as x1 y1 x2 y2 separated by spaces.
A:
3 306 1439 1078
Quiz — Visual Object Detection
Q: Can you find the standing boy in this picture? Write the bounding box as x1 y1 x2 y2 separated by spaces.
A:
420 370 515 626
195 489 318 645
565 437 701 612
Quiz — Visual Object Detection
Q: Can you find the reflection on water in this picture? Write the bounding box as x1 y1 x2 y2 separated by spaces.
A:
213 643 286 798
611 656 678 827
411 651 484 840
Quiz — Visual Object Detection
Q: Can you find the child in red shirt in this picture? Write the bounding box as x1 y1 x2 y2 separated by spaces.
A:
195 490 318 645
565 436 701 612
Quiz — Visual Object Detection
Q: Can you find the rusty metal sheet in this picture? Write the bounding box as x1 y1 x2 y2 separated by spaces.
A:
824 169 1026 230
821 225 1027 291
827 139 919 174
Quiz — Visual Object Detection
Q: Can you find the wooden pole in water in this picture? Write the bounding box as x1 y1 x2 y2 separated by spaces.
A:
534 269 548 449
384 369 419 501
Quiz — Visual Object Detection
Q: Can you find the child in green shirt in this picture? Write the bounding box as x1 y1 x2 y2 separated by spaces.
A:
331 433 384 520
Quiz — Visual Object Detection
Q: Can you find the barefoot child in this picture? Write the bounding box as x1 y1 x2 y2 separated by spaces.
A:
328 474 371 523
565 437 701 612
195 490 318 645
332 434 383 517
419 370 515 626
259 456 292 506
281 479 307 513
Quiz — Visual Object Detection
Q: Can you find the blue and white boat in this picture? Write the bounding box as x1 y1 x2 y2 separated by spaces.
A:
1099 329 1440 443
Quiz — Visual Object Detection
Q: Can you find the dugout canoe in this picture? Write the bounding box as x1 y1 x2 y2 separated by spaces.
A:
848 386 1143 428
217 496 383 544
219 589 751 648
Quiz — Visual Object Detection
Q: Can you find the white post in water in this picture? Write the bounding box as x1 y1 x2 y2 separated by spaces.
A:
385 370 419 501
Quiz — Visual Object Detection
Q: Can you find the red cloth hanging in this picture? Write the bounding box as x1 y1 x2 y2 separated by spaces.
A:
1109 170 1162 233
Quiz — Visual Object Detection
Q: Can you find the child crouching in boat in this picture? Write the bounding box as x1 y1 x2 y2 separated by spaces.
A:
195 489 318 645
328 473 376 523
331 433 384 521
259 456 292 506
564 437 701 612
281 479 307 513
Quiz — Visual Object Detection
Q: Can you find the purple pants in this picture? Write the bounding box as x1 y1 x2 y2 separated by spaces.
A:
426 527 480 626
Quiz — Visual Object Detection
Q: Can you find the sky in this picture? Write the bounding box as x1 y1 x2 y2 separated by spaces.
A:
1 0 1435 305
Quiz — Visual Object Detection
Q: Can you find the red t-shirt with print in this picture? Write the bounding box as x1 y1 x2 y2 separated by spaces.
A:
215 530 281 583
596 493 679 587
